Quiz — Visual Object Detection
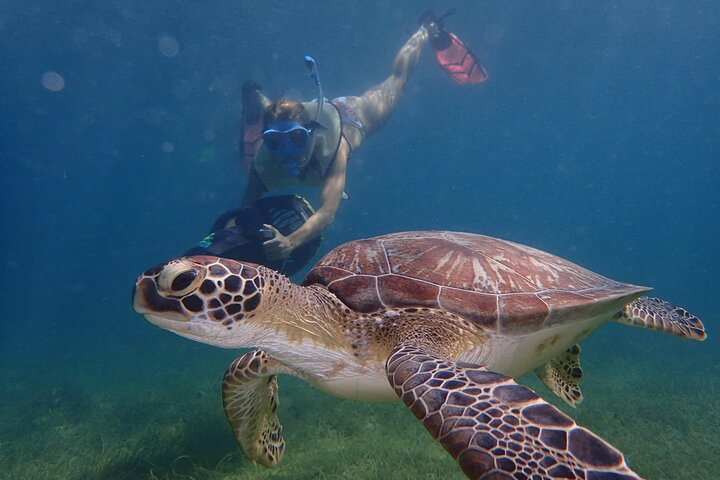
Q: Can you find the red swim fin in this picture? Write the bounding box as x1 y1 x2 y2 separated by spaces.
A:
433 31 488 85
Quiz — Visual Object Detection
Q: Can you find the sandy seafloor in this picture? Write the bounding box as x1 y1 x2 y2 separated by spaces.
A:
1 1 718 479
1 325 718 479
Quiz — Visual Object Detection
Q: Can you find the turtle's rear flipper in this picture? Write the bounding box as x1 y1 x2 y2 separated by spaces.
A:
386 345 641 480
222 350 293 467
614 296 706 341
534 344 584 407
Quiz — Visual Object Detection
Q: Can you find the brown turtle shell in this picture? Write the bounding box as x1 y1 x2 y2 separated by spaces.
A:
303 231 649 332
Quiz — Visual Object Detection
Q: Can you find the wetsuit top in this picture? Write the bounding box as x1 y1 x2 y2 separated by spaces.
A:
252 100 342 191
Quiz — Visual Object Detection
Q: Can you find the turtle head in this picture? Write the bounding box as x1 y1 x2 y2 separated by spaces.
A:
133 256 277 348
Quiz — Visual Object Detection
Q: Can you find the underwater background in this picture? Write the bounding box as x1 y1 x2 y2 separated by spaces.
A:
1 1 718 479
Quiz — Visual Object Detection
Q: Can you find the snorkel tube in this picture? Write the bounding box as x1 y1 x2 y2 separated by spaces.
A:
275 56 324 179
304 55 323 122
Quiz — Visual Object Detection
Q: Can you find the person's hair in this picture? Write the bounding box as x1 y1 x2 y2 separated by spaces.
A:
263 98 310 128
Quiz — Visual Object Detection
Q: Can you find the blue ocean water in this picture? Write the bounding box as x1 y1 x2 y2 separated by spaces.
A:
1 1 718 479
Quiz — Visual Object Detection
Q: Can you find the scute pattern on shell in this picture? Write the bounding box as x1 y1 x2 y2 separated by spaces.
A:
304 231 648 333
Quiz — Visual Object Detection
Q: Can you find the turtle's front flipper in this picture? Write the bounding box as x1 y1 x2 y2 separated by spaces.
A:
222 350 293 467
386 345 642 480
615 296 706 341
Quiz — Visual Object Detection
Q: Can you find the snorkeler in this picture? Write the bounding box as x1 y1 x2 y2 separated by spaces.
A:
238 11 487 263
189 11 487 274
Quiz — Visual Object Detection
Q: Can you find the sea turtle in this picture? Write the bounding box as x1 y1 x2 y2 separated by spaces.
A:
133 231 706 479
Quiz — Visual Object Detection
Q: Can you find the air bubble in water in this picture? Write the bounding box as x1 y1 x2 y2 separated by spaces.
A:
158 34 179 57
41 71 65 92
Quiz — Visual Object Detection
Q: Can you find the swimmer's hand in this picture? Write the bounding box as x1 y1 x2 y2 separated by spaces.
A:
262 224 293 260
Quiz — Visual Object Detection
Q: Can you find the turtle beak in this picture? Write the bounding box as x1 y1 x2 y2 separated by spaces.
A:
132 275 188 323
131 284 138 310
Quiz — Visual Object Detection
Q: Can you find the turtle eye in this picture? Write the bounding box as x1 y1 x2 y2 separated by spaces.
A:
172 271 197 292
158 260 206 297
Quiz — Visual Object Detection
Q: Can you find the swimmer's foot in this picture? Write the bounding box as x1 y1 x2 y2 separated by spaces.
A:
419 9 457 39
418 10 443 39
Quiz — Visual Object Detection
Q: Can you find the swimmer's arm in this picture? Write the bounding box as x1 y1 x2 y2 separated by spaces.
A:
285 139 349 251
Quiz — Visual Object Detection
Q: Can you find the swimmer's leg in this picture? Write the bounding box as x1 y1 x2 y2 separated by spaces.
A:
344 26 429 146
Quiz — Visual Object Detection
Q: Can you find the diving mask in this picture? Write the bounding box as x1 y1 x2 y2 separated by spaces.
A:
262 121 312 156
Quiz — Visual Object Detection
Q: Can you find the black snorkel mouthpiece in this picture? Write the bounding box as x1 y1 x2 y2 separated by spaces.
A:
304 55 323 123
